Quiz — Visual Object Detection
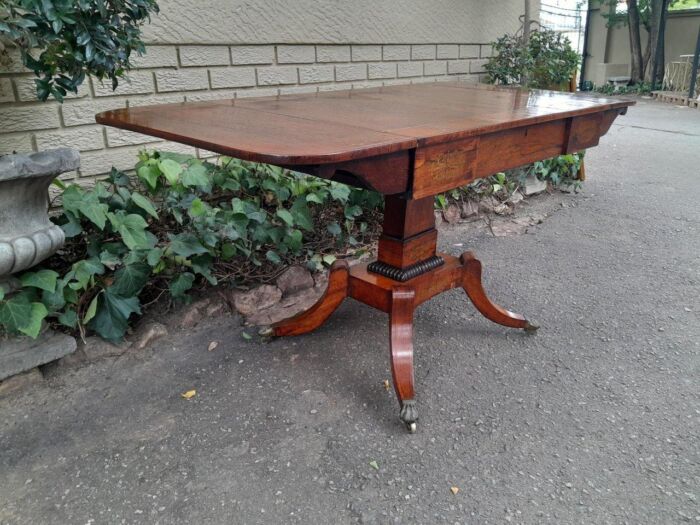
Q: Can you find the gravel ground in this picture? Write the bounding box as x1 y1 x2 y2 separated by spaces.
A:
0 98 698 525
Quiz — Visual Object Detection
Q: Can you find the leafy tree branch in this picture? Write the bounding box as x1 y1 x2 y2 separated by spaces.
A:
0 0 159 101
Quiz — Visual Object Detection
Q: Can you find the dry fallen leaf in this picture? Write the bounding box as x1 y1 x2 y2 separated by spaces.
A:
181 389 196 399
383 380 390 391
450 486 459 495
208 341 219 352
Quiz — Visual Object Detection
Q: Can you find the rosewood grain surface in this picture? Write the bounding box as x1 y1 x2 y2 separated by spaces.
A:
96 82 631 176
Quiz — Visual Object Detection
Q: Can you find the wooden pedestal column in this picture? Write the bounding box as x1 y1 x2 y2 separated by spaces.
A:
368 196 444 281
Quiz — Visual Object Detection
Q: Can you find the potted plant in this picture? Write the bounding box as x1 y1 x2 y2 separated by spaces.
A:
484 27 580 90
0 0 159 378
0 0 160 291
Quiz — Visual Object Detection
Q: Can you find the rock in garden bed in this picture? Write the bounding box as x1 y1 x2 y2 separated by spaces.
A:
276 265 314 296
231 285 283 317
211 264 328 327
0 331 77 381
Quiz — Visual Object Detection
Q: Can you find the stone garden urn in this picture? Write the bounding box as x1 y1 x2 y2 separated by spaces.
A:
0 148 79 282
0 148 79 381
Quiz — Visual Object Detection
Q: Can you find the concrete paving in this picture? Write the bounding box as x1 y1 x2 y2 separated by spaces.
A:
1 98 698 524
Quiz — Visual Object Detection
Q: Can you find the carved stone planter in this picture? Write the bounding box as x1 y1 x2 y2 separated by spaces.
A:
0 148 79 278
0 149 80 383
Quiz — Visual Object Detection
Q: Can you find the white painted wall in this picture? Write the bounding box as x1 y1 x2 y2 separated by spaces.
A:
145 0 536 44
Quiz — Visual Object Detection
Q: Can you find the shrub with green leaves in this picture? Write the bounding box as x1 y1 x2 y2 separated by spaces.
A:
0 151 382 342
484 28 579 89
0 0 159 101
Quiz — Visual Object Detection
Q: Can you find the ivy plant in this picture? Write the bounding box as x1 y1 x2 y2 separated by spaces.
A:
0 152 382 342
531 153 584 189
594 81 653 96
0 0 159 101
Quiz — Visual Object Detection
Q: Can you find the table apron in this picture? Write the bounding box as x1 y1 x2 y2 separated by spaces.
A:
412 110 620 198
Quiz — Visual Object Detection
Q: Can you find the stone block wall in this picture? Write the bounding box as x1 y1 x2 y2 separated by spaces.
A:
0 0 538 182
0 43 493 181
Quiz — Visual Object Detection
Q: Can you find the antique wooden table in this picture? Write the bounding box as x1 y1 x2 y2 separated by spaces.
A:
97 82 634 432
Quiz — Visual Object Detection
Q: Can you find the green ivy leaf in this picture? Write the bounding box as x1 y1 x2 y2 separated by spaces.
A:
181 163 210 190
276 209 294 227
189 197 207 217
41 280 67 311
290 198 313 231
219 178 241 192
137 164 161 190
58 308 78 329
252 223 271 244
146 248 164 267
344 204 363 220
83 294 99 324
131 192 159 219
20 269 59 292
285 229 303 252
19 303 48 339
225 213 250 240
267 226 285 245
221 243 236 260
82 204 109 230
306 193 324 204
99 249 121 270
169 233 209 258
76 192 109 230
93 182 112 200
61 185 83 216
266 250 282 264
109 212 151 250
0 295 32 334
0 291 47 339
191 255 217 285
108 168 131 187
69 258 105 291
158 159 182 185
60 211 83 238
169 272 195 298
88 290 141 342
329 184 351 201
110 263 150 297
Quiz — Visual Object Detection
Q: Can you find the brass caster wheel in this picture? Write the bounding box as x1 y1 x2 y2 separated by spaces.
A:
523 321 540 333
399 400 417 433
258 326 274 338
